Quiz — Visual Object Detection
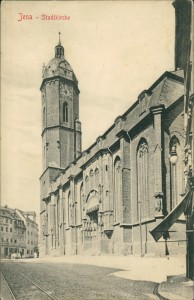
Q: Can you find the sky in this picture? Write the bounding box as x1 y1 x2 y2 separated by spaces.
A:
1 0 175 223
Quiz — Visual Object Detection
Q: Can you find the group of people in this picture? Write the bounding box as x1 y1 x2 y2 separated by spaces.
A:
11 251 23 259
10 251 39 259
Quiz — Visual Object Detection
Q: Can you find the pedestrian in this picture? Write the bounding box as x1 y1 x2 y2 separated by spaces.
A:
11 253 16 259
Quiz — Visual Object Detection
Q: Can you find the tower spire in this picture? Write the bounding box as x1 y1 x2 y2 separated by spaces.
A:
55 32 64 58
58 31 61 46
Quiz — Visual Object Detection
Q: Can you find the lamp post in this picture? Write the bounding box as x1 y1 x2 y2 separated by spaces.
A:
170 142 194 279
186 177 194 279
169 146 178 165
170 146 178 209
166 146 179 256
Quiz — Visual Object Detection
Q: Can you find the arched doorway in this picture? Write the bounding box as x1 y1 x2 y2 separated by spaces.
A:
82 190 100 254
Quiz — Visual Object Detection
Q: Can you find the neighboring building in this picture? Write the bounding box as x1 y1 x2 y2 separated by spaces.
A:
16 210 39 257
150 0 194 279
40 30 187 256
0 206 38 258
174 0 194 279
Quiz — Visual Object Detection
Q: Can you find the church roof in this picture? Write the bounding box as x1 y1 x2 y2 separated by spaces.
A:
148 71 184 108
41 57 78 87
41 36 78 85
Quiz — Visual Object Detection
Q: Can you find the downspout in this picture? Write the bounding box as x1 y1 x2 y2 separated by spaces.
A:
126 132 134 254
107 146 114 253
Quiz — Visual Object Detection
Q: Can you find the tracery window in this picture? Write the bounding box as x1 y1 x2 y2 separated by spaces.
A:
137 139 149 219
114 157 121 222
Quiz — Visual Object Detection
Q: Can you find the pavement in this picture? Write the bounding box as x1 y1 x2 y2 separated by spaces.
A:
1 255 194 300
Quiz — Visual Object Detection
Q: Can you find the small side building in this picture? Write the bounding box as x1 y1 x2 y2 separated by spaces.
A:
0 206 38 258
16 210 39 257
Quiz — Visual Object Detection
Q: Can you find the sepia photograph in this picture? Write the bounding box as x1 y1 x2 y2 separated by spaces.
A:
1 0 194 299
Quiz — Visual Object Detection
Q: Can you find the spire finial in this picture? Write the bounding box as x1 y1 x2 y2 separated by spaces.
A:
55 32 64 58
58 31 61 45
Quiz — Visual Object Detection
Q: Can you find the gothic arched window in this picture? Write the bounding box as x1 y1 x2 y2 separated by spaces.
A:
114 157 121 222
90 169 94 189
85 175 89 197
137 139 149 219
169 136 182 209
95 168 99 187
63 102 68 122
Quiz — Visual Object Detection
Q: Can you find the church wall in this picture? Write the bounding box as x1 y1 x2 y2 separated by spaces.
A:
42 134 46 170
102 153 111 213
124 103 143 131
41 96 186 257
40 40 186 257
74 177 83 254
128 117 167 255
45 81 60 126
45 129 60 167
163 100 185 214
130 122 155 224
60 128 75 168
120 137 131 225
73 90 79 121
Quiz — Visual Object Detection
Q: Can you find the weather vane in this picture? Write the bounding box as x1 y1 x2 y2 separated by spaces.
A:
58 31 61 44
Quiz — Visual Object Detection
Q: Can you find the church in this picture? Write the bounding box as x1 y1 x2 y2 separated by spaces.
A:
39 3 188 257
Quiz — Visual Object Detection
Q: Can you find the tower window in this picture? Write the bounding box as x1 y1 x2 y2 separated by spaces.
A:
63 102 68 122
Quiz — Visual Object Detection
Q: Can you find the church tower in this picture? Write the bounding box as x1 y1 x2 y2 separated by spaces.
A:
40 33 82 172
39 35 82 255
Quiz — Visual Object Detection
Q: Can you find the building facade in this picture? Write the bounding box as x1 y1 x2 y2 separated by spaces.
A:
40 33 187 256
177 0 194 280
149 0 194 279
0 206 38 258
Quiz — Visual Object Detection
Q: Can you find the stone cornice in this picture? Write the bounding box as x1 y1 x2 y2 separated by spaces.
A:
40 75 80 94
41 125 75 136
115 130 130 141
80 148 109 170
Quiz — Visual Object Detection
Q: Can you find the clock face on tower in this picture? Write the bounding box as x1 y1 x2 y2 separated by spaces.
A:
60 83 73 100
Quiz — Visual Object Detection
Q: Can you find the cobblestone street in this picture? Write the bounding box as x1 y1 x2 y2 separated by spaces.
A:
1 261 159 300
